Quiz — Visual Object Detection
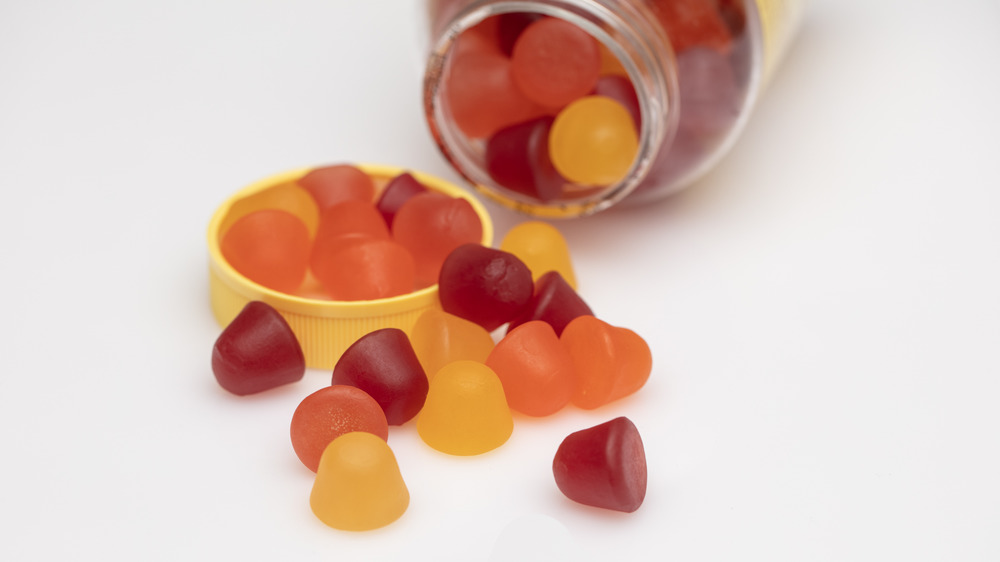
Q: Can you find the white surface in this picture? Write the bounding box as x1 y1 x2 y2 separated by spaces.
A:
2 1 999 560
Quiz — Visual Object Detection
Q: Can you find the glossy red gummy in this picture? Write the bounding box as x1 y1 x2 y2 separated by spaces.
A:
485 116 565 202
375 172 429 228
211 301 305 396
331 328 428 425
552 416 647 513
438 244 533 332
506 271 593 336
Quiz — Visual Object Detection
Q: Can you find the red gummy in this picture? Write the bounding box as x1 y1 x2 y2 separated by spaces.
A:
552 417 647 513
438 244 534 332
375 172 429 228
219 209 311 294
211 301 305 395
289 385 389 472
652 0 732 54
392 192 483 287
507 271 593 336
297 164 376 211
331 328 428 425
593 75 641 131
496 12 543 56
485 116 565 202
312 238 416 301
511 17 601 108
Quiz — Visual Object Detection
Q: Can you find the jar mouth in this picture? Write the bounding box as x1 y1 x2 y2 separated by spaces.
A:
423 1 678 218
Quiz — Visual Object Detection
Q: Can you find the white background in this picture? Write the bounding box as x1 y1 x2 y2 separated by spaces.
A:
2 1 999 560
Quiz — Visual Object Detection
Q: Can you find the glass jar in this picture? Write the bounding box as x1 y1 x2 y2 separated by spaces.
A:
423 0 802 217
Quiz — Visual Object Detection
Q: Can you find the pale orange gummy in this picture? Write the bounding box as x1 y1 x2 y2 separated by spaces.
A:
416 360 513 455
410 309 495 380
499 221 577 290
309 432 409 531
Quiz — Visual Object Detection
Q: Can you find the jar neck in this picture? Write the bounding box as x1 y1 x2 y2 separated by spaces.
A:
424 0 680 218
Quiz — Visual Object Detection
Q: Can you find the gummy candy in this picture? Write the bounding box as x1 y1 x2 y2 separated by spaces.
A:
409 308 495 381
560 315 651 409
375 172 429 228
219 209 311 294
485 321 575 417
297 164 376 212
443 46 537 139
312 200 390 247
552 417 646 512
650 0 732 54
485 116 565 202
417 360 513 455
290 385 389 473
592 74 641 131
507 271 592 337
496 12 542 56
437 244 533 332
211 301 305 395
310 432 409 531
219 182 320 239
677 47 741 136
548 96 638 186
499 221 577 289
312 238 416 301
511 17 601 108
331 328 428 425
392 192 484 287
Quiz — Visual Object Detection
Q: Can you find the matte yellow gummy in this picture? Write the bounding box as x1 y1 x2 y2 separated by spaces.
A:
410 309 496 380
499 221 577 290
309 432 409 531
417 361 513 456
218 182 320 239
548 96 638 186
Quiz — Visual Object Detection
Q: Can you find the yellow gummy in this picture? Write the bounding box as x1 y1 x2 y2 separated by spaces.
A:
410 309 495 381
309 432 409 531
219 182 320 239
548 96 638 186
417 361 513 456
500 221 577 290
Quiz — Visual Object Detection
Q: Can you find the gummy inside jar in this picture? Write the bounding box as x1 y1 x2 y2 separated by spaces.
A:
430 0 755 209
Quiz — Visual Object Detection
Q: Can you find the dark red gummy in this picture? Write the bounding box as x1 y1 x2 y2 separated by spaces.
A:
506 271 593 336
331 328 428 425
593 75 641 131
211 301 305 396
497 12 544 56
438 244 534 332
552 417 647 513
485 116 565 202
376 172 429 228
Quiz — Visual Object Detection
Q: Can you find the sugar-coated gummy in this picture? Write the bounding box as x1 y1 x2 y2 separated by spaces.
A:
310 432 409 531
552 417 647 513
290 385 389 473
211 301 305 395
332 328 428 425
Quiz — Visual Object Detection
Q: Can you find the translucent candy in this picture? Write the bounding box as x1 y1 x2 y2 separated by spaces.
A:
443 46 537 139
392 192 483 287
310 432 409 531
331 328 428 425
375 172 429 228
506 271 592 337
290 385 389 473
485 321 575 417
417 360 513 455
437 244 533 332
312 238 416 301
211 301 305 395
220 209 311 294
499 221 577 289
592 74 641 131
409 308 495 381
560 316 652 409
650 0 732 54
496 12 542 56
548 96 639 186
219 182 320 240
297 164 376 212
511 17 601 108
552 417 646 513
485 116 565 202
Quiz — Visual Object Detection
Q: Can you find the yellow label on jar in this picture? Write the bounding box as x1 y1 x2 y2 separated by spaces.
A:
756 0 805 83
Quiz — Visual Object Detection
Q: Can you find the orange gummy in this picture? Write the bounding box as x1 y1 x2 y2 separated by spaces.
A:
310 432 409 531
312 238 415 301
416 360 513 455
391 192 483 287
290 385 389 473
499 221 577 290
485 321 575 417
511 17 602 108
560 315 652 409
219 209 311 294
409 308 495 381
297 164 376 211
443 47 538 139
548 95 638 186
